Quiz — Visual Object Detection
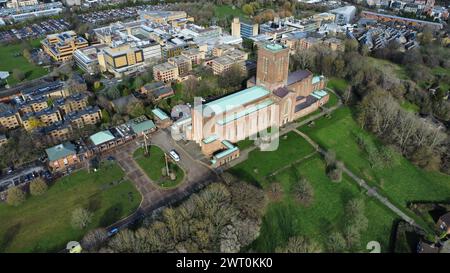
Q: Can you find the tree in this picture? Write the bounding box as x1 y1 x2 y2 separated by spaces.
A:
134 76 145 90
71 208 93 229
292 178 314 206
6 187 26 206
105 86 121 100
101 109 111 124
242 4 254 15
127 101 146 118
29 178 48 196
27 117 44 129
276 236 322 253
81 228 108 251
327 232 347 252
12 69 25 82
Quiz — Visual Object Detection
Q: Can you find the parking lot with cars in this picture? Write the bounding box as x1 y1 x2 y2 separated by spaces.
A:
0 164 48 194
0 19 70 44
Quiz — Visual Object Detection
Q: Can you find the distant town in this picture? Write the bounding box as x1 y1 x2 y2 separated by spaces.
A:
0 0 448 255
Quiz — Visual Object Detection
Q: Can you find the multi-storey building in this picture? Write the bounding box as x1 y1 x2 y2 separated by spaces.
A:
22 107 62 130
41 31 89 62
17 96 48 115
73 44 108 75
177 42 328 167
168 55 192 76
181 48 205 65
231 17 259 39
99 44 145 78
20 80 69 100
66 106 102 129
54 93 89 115
42 121 73 143
0 110 21 129
153 62 179 82
6 0 38 8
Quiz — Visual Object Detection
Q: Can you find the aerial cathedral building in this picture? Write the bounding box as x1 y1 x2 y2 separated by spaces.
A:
176 42 329 167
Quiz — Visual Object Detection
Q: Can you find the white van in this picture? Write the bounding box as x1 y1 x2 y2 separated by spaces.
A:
169 150 180 162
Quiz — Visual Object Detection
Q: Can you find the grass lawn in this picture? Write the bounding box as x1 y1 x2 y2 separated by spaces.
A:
0 39 47 86
237 139 254 151
400 101 420 113
299 107 450 211
327 77 348 96
133 145 185 188
240 153 397 253
214 5 246 19
230 131 316 184
0 162 140 253
325 91 339 108
367 57 409 80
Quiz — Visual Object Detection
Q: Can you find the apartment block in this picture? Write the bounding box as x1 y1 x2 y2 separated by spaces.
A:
153 62 179 82
0 110 21 129
41 31 89 62
181 48 205 65
168 55 192 76
54 93 89 115
66 106 102 129
73 44 108 75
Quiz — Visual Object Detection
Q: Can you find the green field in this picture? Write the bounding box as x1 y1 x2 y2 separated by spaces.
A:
230 130 397 252
230 131 316 184
299 107 450 209
327 78 349 96
0 162 140 253
247 155 397 252
325 91 339 108
214 5 246 19
367 57 409 80
133 146 185 188
0 39 47 86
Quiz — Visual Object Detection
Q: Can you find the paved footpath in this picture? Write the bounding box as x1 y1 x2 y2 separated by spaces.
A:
293 129 421 229
108 130 219 230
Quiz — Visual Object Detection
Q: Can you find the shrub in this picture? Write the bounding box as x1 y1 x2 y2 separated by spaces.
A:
29 178 48 196
6 187 26 206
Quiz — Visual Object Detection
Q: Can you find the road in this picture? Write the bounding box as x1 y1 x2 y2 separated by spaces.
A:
107 129 219 230
0 164 45 192
293 128 421 229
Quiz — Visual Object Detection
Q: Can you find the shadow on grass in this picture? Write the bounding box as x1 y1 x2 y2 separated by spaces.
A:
87 193 102 212
99 204 123 227
0 223 22 252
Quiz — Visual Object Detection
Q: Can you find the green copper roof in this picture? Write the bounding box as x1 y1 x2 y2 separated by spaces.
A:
265 43 284 52
312 76 322 84
217 99 274 126
152 108 170 120
128 117 156 135
213 146 238 160
202 134 218 144
204 86 270 116
89 130 115 146
45 142 76 162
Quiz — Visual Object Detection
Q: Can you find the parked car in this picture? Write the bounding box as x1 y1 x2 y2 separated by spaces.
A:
169 150 180 162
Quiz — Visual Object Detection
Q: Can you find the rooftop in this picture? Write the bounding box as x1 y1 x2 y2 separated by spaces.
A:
89 130 115 146
45 142 76 162
204 86 270 116
152 108 170 120
127 116 156 135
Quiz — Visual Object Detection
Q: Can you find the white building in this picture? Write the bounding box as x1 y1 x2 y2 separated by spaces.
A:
330 6 357 25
